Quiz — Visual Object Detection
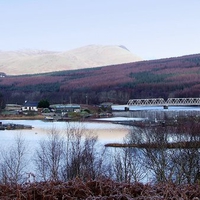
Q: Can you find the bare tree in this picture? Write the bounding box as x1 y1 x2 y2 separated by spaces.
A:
61 122 106 181
0 134 29 185
34 126 64 181
143 127 175 182
110 135 147 183
126 126 176 183
171 117 200 184
126 116 200 184
34 122 107 182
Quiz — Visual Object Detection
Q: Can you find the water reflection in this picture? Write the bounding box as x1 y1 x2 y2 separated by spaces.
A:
0 120 129 145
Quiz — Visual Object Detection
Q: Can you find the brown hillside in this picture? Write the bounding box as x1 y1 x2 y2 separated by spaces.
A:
0 53 199 104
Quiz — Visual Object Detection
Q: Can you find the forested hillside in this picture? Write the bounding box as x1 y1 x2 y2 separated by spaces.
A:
0 53 200 105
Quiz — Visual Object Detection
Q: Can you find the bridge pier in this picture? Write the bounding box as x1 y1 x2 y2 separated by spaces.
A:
163 105 168 109
125 107 129 111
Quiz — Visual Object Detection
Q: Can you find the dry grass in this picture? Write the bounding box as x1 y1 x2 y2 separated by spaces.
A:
0 178 199 199
0 114 44 120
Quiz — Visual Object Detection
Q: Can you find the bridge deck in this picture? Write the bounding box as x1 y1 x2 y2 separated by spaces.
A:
127 98 200 106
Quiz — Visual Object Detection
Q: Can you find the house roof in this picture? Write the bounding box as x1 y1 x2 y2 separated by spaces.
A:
23 101 38 107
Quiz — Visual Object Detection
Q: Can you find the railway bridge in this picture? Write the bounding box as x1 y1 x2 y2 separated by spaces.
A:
127 98 200 107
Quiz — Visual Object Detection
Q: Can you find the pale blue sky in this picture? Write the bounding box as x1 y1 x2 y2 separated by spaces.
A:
0 0 200 59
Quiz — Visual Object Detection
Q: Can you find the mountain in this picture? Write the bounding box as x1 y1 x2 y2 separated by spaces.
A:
0 52 200 105
0 45 142 75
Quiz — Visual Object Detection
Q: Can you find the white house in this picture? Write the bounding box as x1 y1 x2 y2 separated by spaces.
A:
21 101 38 112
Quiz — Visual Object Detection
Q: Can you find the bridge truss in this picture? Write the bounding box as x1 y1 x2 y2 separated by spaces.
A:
127 98 200 106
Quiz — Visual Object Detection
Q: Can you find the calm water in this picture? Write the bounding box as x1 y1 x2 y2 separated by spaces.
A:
0 120 129 149
1 106 199 148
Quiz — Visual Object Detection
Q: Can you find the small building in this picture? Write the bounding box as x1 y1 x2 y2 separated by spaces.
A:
100 102 114 108
22 101 38 112
50 104 81 115
5 104 22 111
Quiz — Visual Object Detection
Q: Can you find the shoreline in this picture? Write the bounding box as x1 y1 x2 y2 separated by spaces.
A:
0 115 119 123
0 114 45 120
0 118 129 143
